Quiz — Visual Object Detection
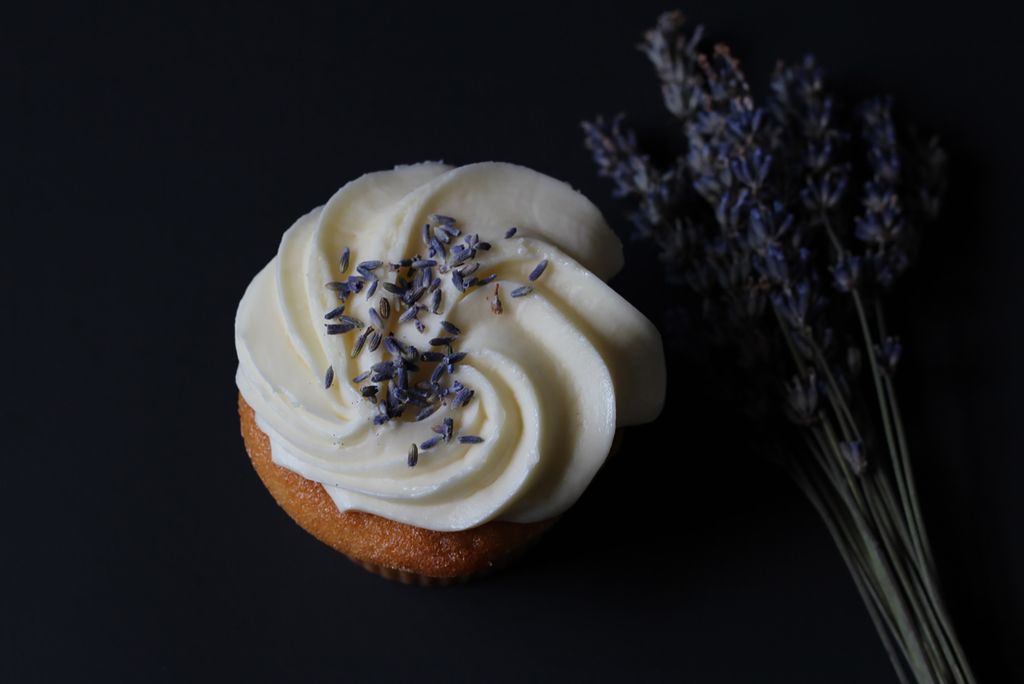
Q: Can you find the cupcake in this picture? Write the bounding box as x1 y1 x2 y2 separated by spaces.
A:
235 162 665 584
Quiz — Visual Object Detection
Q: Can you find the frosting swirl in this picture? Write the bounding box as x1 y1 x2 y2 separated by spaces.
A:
235 162 665 531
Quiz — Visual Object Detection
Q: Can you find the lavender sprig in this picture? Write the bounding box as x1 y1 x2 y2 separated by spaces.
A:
584 12 965 684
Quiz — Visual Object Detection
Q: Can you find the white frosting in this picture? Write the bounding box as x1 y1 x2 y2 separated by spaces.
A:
235 162 665 531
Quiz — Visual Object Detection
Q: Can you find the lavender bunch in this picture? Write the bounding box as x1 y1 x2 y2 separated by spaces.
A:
584 12 968 684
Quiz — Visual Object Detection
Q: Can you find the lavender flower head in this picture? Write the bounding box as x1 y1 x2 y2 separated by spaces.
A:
583 12 966 684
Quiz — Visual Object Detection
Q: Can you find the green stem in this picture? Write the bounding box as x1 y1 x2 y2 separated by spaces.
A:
855 298 972 683
809 341 862 443
851 291 918 537
817 422 952 680
862 473 952 682
772 216 973 681
875 304 932 575
818 415 870 526
883 373 975 684
872 459 925 582
807 424 938 683
820 410 958 682
790 456 911 684
820 214 923 566
772 303 809 377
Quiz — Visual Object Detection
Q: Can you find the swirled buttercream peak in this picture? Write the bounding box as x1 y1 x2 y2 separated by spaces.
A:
235 162 665 531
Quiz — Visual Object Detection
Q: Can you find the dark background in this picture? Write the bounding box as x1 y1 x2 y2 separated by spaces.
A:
6 1 1022 681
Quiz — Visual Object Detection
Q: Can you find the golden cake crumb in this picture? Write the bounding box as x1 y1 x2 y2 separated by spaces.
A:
239 394 555 582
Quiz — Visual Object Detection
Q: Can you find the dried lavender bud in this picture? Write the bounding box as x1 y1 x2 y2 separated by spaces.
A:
416 267 432 290
876 336 902 372
458 435 484 444
452 387 474 408
404 286 426 305
407 443 419 467
326 322 355 335
340 247 350 273
352 326 373 357
504 227 517 238
348 279 367 299
324 366 334 389
324 304 345 320
440 320 461 336
430 363 447 385
785 371 818 424
399 305 421 323
368 307 384 331
420 435 442 450
510 286 533 298
436 224 461 239
415 403 439 422
528 259 548 281
383 335 404 356
401 345 420 364
491 284 503 314
832 256 862 293
840 441 867 475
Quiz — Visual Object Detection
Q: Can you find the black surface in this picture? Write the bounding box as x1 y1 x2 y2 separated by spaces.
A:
6 1 1022 681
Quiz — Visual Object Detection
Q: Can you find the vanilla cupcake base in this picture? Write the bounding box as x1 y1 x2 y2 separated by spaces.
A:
239 395 557 584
